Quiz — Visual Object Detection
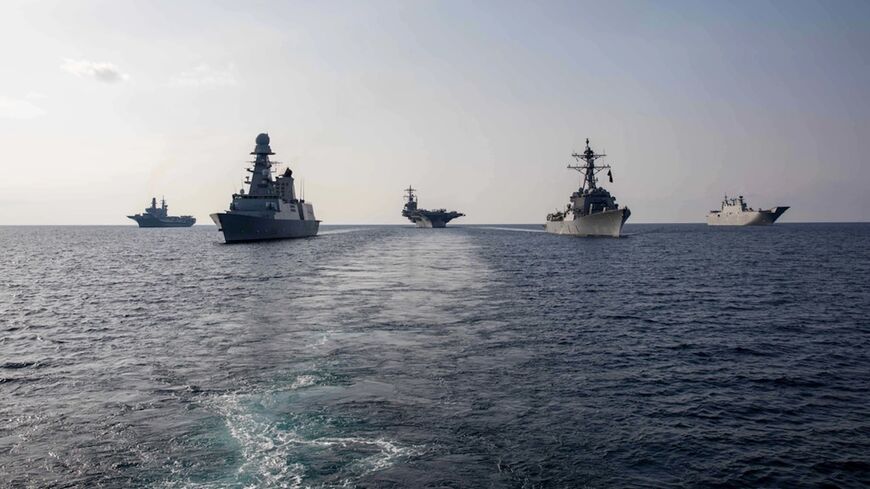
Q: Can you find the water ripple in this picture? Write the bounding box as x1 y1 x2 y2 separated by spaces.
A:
0 224 868 487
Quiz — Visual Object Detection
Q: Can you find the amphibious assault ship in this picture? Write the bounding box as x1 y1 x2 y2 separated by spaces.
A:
128 197 195 227
210 133 319 243
402 186 464 228
707 195 789 226
545 139 630 237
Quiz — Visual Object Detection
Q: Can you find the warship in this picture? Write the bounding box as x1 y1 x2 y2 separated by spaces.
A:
707 195 789 226
402 186 464 228
128 197 195 227
545 139 630 237
210 133 319 243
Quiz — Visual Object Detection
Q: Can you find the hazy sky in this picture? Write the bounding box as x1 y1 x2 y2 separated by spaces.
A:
1 0 868 224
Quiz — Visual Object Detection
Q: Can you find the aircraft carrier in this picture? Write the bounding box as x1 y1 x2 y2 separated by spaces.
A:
128 197 195 227
210 133 319 243
707 195 789 226
402 186 464 228
545 139 630 237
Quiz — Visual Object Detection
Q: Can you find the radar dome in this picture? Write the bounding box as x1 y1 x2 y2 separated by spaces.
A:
251 132 274 155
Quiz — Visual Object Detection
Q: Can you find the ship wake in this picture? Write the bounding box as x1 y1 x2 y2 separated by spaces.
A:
179 377 420 488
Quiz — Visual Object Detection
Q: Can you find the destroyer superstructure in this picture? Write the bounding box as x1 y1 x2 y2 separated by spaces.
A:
706 195 788 226
402 186 464 228
128 197 195 227
545 139 630 237
210 133 319 242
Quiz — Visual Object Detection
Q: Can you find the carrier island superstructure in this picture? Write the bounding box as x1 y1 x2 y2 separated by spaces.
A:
128 197 195 227
545 139 630 237
706 195 788 226
402 186 464 228
210 133 319 243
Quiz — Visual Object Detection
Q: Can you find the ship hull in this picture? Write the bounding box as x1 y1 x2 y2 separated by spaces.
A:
408 211 463 228
545 208 630 237
128 216 195 228
706 206 789 226
413 217 450 228
210 213 319 243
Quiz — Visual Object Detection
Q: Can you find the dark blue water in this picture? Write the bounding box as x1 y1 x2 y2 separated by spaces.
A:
1 224 868 488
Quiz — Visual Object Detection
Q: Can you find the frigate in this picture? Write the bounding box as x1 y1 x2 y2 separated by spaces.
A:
545 139 630 237
128 197 195 227
402 186 464 228
706 195 788 226
210 133 319 243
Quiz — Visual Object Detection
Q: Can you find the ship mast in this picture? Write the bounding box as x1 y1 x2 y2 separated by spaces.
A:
404 185 417 204
246 133 276 197
568 138 611 192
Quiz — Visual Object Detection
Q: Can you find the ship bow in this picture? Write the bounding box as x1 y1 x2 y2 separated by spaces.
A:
545 207 629 237
770 206 789 222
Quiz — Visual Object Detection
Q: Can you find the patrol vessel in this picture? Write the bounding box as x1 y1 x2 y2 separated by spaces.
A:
706 195 789 226
402 186 464 228
545 139 630 237
128 197 195 227
210 133 319 243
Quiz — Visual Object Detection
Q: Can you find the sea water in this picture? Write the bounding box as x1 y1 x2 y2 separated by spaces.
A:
1 224 868 487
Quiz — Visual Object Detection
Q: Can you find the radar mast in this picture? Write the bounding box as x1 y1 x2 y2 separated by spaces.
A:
568 138 612 192
404 185 417 203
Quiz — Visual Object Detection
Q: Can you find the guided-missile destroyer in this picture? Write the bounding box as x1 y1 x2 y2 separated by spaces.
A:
706 195 788 226
128 197 195 227
545 139 630 237
402 186 464 228
210 133 319 243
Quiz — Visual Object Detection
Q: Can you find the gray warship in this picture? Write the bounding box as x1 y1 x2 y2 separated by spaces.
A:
402 186 464 228
707 195 789 226
210 133 319 243
128 197 195 227
545 138 630 237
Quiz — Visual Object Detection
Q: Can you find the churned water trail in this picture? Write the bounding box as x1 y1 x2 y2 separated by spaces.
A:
314 226 367 236
466 225 546 233
1 224 869 487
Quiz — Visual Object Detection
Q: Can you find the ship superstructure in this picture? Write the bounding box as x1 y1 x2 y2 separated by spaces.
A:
128 197 195 227
707 195 788 226
210 133 319 242
402 186 464 228
545 139 630 237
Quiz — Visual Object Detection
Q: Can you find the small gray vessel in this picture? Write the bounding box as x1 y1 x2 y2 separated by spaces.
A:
402 186 464 228
128 197 195 227
210 133 319 243
545 139 630 237
706 195 789 226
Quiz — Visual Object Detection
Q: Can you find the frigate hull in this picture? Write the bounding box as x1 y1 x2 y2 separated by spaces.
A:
545 208 630 237
128 215 195 228
211 213 319 243
707 206 789 226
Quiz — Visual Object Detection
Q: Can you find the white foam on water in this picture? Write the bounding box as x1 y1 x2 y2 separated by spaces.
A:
289 374 318 390
294 436 420 476
317 228 364 236
172 380 420 488
470 226 546 233
216 392 306 489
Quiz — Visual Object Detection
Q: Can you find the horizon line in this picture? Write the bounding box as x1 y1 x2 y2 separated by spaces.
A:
1 221 868 227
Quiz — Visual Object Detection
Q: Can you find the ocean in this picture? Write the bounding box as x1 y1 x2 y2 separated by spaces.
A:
1 224 868 488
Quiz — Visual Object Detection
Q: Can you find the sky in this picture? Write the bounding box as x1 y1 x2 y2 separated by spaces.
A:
1 0 868 224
